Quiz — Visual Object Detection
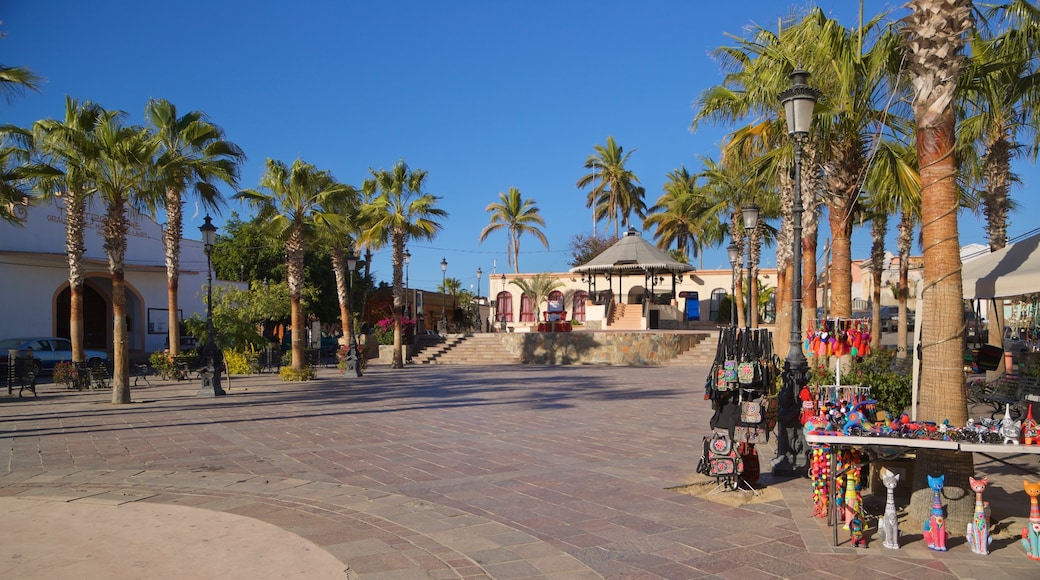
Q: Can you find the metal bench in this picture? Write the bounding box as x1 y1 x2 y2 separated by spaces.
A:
6 351 37 398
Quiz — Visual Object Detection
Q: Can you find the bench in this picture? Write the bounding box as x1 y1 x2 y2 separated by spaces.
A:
976 374 1040 420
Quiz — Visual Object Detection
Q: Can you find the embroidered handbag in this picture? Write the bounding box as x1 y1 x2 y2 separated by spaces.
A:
716 366 733 391
737 361 758 384
739 441 760 483
723 360 738 382
740 400 763 424
697 432 743 477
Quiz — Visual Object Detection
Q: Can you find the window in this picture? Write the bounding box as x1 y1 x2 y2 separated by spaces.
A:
520 294 535 322
709 288 727 323
495 291 513 322
573 291 588 321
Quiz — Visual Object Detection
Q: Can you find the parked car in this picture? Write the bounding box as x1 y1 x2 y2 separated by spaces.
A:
0 337 108 376
879 306 915 333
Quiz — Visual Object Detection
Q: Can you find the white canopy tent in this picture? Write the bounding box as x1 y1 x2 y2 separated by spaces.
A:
962 232 1040 299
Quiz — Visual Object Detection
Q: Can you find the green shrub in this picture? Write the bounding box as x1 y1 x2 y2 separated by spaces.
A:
223 349 261 375
846 349 912 416
279 365 316 381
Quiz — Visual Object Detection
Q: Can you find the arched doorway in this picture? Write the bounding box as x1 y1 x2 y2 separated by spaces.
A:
56 283 108 350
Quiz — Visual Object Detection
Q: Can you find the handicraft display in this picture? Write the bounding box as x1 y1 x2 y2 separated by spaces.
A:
1023 480 1040 561
966 476 991 556
922 474 949 552
877 467 901 550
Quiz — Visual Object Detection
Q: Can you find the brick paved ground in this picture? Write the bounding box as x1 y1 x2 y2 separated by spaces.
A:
2 364 1039 579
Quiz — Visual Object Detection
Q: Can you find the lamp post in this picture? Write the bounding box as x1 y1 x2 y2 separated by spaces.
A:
742 204 760 329
197 215 225 397
344 253 361 377
727 243 740 326
403 249 411 318
774 68 820 475
440 257 448 333
476 266 483 332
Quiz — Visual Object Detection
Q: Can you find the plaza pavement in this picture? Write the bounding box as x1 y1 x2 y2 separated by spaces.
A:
2 363 1040 579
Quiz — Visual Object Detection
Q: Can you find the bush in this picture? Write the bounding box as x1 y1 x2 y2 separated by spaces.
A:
845 349 913 416
373 317 416 345
279 365 316 381
223 349 261 375
52 361 90 390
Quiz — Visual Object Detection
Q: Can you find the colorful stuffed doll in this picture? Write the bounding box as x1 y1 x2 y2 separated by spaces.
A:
966 476 991 556
1022 480 1040 561
849 508 867 548
922 474 948 551
877 467 900 550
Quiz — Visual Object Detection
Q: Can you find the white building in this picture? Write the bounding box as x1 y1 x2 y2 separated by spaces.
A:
0 200 213 357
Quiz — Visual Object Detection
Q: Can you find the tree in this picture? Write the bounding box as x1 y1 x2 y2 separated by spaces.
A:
235 158 353 372
576 136 646 237
0 63 42 111
360 160 447 369
89 111 160 403
478 187 549 274
566 232 618 268
509 273 564 322
902 0 975 526
19 98 105 364
317 189 362 342
145 98 244 357
0 143 33 223
644 166 709 266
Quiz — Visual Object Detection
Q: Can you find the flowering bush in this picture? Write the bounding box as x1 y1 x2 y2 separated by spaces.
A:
52 361 89 390
373 317 416 345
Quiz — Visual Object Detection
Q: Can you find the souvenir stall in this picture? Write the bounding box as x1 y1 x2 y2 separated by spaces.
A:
801 384 1040 557
698 326 778 491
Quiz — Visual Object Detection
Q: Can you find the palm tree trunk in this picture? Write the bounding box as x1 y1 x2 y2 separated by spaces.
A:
165 190 183 357
870 217 887 352
287 226 306 370
332 245 350 338
897 210 913 358
103 203 130 404
391 233 405 369
918 106 968 426
827 199 855 318
65 193 87 362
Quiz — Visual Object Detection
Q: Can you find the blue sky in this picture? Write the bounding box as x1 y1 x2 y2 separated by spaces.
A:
2 0 1031 293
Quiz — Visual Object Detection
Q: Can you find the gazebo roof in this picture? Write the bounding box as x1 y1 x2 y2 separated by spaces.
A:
568 227 694 276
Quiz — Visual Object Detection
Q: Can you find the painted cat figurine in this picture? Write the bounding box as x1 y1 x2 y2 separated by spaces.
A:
966 476 990 555
1022 480 1040 560
922 474 948 551
877 467 900 549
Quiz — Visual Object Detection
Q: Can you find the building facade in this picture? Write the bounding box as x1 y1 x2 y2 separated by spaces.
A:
0 200 213 357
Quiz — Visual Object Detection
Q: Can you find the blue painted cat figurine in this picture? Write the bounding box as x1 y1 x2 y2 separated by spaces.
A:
922 474 948 551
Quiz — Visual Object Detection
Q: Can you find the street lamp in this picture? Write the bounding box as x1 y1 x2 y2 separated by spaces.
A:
727 242 740 326
344 253 361 377
476 266 483 332
403 249 411 318
476 267 482 300
775 67 820 475
197 215 225 397
440 257 448 331
742 204 760 329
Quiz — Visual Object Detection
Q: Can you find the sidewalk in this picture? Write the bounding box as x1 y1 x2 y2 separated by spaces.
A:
2 365 1039 579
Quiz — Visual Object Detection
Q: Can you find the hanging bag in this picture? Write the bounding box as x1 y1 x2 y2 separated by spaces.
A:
696 432 743 477
740 399 763 424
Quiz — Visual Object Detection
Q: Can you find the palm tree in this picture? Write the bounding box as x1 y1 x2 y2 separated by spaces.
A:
89 111 160 403
509 273 564 322
861 139 920 354
19 98 105 364
318 188 362 342
360 160 447 369
478 187 549 274
576 137 646 237
145 98 244 357
236 159 353 372
645 167 708 267
0 143 32 223
902 0 973 425
0 64 42 110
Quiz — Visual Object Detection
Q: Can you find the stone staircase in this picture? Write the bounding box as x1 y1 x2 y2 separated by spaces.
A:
668 332 721 367
411 333 520 365
607 302 643 330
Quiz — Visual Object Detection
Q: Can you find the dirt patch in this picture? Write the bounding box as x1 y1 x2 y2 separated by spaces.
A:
670 476 784 507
